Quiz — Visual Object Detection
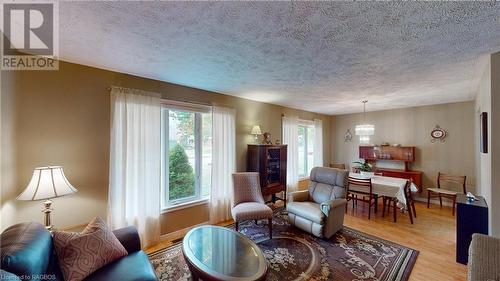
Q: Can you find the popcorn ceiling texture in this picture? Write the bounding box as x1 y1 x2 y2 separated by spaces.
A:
59 2 500 114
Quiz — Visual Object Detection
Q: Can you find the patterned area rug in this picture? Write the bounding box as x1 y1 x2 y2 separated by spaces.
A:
149 209 418 281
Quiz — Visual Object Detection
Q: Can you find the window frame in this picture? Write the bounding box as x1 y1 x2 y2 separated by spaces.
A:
298 120 315 179
160 101 211 211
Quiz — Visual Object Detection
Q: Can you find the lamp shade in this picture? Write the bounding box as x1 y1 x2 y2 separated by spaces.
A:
251 125 262 135
355 124 375 136
17 166 78 201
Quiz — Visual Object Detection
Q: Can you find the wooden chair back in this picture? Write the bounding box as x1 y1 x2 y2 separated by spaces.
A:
437 172 467 194
404 179 414 202
330 163 346 170
403 179 416 224
347 176 373 196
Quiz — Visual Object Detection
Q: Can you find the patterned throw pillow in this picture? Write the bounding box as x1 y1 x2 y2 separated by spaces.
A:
53 217 128 281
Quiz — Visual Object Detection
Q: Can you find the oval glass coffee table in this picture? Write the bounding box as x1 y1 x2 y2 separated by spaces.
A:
182 225 267 281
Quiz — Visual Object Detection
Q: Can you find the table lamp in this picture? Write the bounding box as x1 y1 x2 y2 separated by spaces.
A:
251 125 262 144
17 166 78 231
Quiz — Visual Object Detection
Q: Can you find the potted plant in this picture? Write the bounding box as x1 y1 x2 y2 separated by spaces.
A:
353 160 374 177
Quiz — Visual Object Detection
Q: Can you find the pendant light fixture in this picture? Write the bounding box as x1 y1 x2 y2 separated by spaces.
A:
355 100 374 144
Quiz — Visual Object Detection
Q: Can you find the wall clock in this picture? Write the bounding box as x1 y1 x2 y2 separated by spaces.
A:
431 125 447 143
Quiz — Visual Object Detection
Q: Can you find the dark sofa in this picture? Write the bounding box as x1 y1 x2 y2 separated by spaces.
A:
0 222 158 281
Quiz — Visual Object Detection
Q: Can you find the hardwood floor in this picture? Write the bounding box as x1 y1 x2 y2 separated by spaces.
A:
344 201 467 281
146 201 467 281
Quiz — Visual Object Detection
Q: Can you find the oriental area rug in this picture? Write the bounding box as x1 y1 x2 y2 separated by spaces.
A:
148 209 418 281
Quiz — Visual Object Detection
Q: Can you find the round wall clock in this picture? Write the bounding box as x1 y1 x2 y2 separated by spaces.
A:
431 125 447 143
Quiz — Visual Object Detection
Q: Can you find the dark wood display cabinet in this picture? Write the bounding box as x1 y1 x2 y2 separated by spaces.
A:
247 144 287 205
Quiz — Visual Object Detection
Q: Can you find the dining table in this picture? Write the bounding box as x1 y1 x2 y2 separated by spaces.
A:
348 172 418 207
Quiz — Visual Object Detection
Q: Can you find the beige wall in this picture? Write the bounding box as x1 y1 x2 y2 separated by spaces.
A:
0 60 331 233
331 101 477 198
475 52 500 237
0 71 19 230
475 56 491 213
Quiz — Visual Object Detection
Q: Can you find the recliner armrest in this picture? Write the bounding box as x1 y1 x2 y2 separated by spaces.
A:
288 190 309 202
112 226 142 253
320 198 347 216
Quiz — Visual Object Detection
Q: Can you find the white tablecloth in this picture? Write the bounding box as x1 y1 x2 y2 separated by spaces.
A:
348 172 418 206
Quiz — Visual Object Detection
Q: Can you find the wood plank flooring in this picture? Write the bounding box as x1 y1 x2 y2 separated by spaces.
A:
146 201 467 281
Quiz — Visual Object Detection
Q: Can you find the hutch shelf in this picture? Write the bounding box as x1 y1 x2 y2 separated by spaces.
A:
359 145 423 192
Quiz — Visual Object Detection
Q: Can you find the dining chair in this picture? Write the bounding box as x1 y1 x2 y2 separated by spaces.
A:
346 176 378 219
330 163 346 170
382 180 416 224
427 172 466 215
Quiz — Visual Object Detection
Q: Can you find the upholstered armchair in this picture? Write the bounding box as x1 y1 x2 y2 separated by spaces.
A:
287 167 348 238
468 233 500 281
231 172 273 238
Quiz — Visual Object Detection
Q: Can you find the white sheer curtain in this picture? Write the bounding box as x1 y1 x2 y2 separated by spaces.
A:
108 86 161 248
210 106 236 224
314 119 324 167
282 115 299 193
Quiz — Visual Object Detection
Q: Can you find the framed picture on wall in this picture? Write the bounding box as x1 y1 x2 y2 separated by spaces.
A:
480 112 488 153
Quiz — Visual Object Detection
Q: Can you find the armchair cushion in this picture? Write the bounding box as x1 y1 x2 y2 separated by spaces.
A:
232 173 265 205
308 167 348 204
231 202 272 221
286 202 324 224
310 167 347 189
288 190 309 203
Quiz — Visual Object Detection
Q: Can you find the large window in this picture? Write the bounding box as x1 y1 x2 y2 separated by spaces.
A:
298 124 315 178
161 106 212 209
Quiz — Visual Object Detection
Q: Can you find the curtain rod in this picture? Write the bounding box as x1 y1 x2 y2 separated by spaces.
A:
107 86 213 107
282 113 318 122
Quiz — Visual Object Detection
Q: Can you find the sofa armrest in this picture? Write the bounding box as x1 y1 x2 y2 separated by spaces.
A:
113 226 142 254
320 198 347 216
468 233 500 281
288 190 309 203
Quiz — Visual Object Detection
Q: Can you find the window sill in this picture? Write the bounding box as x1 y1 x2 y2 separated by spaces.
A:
299 176 310 181
161 198 209 214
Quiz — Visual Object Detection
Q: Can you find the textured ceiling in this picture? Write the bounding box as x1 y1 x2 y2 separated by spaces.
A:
58 2 500 115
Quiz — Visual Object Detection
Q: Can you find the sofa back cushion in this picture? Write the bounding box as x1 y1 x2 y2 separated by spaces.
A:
53 217 128 281
308 167 348 203
0 222 53 279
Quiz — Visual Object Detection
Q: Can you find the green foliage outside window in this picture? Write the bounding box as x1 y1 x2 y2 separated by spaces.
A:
169 144 195 200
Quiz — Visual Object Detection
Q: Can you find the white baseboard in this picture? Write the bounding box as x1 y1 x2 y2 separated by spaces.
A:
159 221 209 242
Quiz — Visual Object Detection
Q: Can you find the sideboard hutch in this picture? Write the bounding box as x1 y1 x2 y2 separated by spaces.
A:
359 145 423 192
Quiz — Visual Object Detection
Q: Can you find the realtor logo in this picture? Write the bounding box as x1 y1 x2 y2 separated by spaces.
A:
1 2 59 70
